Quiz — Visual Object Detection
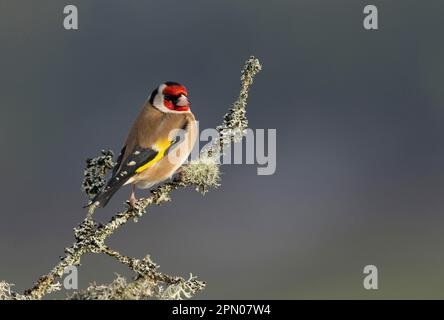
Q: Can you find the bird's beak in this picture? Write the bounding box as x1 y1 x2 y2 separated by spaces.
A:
176 95 190 108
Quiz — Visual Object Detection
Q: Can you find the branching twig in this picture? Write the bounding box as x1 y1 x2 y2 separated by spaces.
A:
1 56 262 300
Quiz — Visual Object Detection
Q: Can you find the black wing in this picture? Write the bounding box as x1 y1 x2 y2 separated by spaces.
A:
90 145 160 207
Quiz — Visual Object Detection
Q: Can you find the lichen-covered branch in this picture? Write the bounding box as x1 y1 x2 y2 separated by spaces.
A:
0 56 262 300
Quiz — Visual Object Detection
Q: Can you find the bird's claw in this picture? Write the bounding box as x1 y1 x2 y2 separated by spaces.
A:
173 165 188 181
128 189 138 208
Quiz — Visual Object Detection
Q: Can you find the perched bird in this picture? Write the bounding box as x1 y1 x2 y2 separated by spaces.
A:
89 82 197 208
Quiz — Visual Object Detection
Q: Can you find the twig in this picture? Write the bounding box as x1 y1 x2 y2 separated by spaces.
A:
2 56 261 300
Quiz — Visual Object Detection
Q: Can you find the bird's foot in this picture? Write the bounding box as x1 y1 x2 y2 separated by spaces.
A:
129 199 137 208
173 165 187 182
129 193 138 208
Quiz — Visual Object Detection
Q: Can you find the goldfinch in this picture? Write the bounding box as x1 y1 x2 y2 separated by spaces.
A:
90 82 197 208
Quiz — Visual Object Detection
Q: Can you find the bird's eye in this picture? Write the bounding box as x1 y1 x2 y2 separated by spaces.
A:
164 94 174 101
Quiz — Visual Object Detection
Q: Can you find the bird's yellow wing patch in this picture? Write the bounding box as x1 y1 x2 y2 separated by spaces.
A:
135 140 172 173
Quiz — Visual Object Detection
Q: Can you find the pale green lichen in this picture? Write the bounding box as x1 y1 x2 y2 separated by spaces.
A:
68 272 204 300
0 280 60 300
81 150 115 200
182 157 221 194
204 56 262 161
68 275 156 300
1 56 261 300
0 281 21 300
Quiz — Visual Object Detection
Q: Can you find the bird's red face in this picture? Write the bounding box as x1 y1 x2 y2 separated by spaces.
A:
147 82 191 113
162 84 190 112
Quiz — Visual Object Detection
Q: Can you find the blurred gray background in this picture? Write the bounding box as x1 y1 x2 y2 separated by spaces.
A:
1 0 444 299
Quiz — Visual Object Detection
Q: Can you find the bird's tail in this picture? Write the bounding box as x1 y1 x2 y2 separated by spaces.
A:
87 176 129 208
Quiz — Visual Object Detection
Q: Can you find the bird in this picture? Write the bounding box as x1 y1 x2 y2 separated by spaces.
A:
89 81 197 208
